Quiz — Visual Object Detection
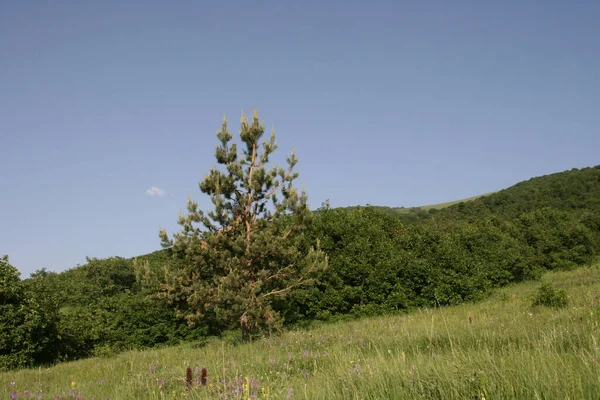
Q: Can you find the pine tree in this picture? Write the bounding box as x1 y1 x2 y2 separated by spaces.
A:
139 111 328 340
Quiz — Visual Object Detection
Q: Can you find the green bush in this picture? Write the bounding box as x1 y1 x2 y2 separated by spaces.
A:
0 256 60 371
531 283 568 308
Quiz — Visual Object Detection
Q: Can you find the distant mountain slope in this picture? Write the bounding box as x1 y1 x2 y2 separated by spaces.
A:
367 192 494 217
378 165 600 226
406 193 495 211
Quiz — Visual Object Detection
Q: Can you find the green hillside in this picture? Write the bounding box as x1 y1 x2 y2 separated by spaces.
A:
3 265 599 399
385 192 495 214
2 164 599 374
137 165 600 267
403 165 600 221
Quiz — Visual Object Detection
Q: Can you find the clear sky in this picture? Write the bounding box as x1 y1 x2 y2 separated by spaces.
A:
1 1 599 276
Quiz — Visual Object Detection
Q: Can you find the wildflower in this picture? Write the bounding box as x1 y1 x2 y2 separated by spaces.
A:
201 368 208 385
71 382 77 390
186 367 193 391
10 392 18 400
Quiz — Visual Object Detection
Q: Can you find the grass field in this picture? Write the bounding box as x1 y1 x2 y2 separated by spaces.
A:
3 265 600 399
393 192 495 214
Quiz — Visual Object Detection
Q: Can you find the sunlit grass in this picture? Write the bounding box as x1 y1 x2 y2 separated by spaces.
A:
3 266 600 399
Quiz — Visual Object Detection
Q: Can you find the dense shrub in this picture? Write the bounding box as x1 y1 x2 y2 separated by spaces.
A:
1 256 60 371
20 255 201 363
531 283 568 308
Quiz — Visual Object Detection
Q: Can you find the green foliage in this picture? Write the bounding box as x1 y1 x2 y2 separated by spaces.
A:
140 111 328 340
287 205 408 321
57 293 204 359
0 256 60 371
531 282 568 308
287 204 547 323
18 256 198 364
286 163 600 322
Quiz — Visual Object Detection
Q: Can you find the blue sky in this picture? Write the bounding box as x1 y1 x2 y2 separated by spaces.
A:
1 1 599 276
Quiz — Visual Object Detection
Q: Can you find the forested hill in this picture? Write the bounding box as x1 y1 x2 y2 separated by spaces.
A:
371 165 600 224
129 165 600 260
3 164 599 371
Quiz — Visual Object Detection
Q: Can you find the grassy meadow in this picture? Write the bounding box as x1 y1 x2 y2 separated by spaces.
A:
3 265 600 399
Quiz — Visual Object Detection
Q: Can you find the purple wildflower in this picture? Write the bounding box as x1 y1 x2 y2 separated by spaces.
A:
10 392 18 400
201 368 207 386
186 367 193 390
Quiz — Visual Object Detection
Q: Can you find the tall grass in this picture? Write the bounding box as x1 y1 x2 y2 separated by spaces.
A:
3 266 600 399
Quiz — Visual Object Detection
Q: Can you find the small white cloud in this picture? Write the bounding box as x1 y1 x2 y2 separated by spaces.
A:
145 186 166 197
